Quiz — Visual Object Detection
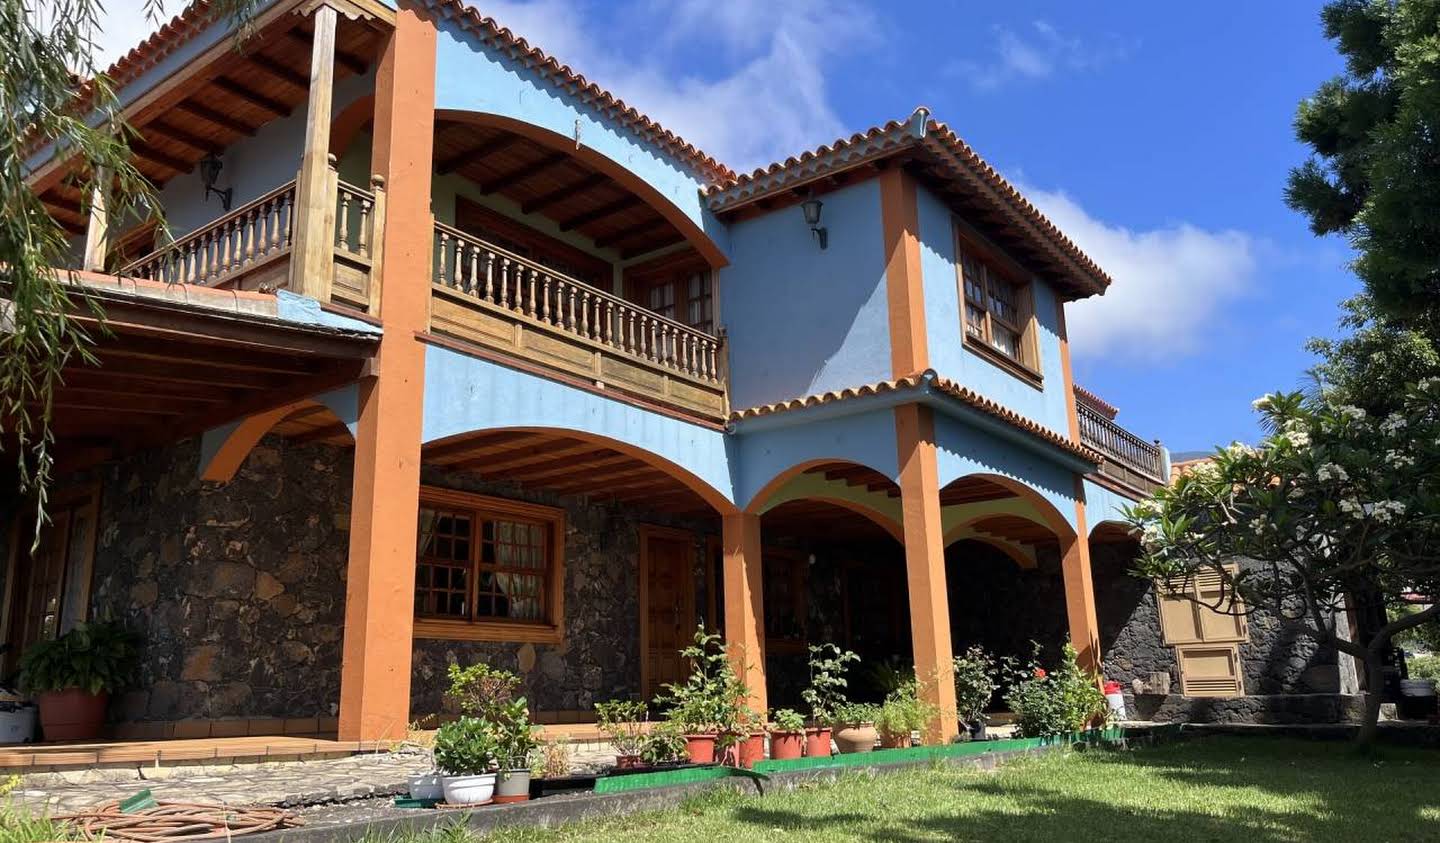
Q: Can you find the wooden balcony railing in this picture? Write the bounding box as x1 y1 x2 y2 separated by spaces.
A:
429 222 727 421
117 174 384 315
122 181 296 289
1077 400 1165 494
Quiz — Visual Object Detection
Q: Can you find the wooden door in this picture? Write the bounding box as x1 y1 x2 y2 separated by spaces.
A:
640 527 696 699
3 488 98 673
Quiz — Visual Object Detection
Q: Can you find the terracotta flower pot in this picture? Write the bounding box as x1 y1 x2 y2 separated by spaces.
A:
615 754 644 770
736 732 765 768
804 726 832 758
37 689 108 742
833 722 878 754
684 733 717 764
879 730 912 749
770 731 804 760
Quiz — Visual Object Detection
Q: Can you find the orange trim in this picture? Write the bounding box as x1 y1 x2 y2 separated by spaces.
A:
741 457 893 515
1062 479 1102 673
337 4 436 745
198 401 310 482
722 512 767 716
894 404 958 743
880 168 928 378
1055 298 1081 444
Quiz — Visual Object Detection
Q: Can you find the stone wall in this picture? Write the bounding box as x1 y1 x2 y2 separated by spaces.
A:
409 464 716 720
946 540 1069 668
1094 540 1175 689
88 435 352 722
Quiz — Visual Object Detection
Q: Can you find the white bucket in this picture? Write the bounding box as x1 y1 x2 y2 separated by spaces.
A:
442 772 496 806
0 706 37 745
1105 691 1127 720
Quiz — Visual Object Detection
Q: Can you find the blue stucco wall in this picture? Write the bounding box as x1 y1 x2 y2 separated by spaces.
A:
933 411 1080 532
916 186 1071 436
722 179 891 410
1081 477 1135 529
730 404 900 511
431 17 719 245
422 345 735 505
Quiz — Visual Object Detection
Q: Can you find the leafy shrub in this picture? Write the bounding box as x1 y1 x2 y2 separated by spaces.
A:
770 708 806 733
831 701 881 727
445 662 519 719
1004 643 1108 738
876 680 937 741
658 625 748 734
595 700 648 757
800 643 859 726
19 621 138 695
952 645 1000 727
1408 653 1440 682
640 720 688 765
433 717 501 776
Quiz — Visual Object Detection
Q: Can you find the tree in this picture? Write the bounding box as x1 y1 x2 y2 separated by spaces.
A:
1126 382 1440 746
1285 0 1440 323
1307 292 1440 416
1 0 252 539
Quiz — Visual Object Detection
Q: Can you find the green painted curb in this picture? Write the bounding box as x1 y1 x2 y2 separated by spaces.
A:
592 765 751 794
752 727 1126 775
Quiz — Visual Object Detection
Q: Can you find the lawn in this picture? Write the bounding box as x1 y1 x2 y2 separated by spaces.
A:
397 737 1440 842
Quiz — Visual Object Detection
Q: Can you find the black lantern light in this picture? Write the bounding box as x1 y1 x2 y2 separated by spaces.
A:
199 153 233 211
801 195 827 249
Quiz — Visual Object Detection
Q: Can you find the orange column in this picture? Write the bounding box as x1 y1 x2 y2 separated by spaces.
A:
722 512 767 716
1062 490 1103 673
880 168 928 378
894 403 958 743
337 4 436 743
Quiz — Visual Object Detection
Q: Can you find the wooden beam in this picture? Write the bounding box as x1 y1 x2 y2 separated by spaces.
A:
502 453 637 486
622 233 683 259
482 151 568 195
436 134 518 174
558 195 641 231
521 172 609 215
143 120 225 155
423 431 540 463
289 3 338 301
176 101 261 136
130 143 192 173
246 54 310 89
594 218 665 249
454 440 598 476
212 77 292 118
285 29 367 75
82 170 108 271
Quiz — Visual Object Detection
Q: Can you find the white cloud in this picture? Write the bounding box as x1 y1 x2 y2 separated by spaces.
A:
948 20 1131 91
1025 187 1258 362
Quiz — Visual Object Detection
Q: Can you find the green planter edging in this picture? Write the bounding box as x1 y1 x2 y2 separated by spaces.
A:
752 727 1126 775
592 765 753 794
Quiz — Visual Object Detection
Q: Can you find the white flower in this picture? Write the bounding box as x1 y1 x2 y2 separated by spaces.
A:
1226 441 1257 458
1338 405 1367 421
1381 413 1408 435
1373 500 1407 523
1385 450 1415 469
1338 498 1364 519
1252 394 1275 411
1288 430 1311 448
1316 463 1350 483
1249 514 1269 536
1419 377 1440 393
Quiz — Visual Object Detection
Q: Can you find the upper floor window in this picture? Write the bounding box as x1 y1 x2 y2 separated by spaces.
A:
956 225 1041 382
628 265 715 334
414 487 565 644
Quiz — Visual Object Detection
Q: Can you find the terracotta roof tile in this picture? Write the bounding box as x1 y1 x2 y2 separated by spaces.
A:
419 0 735 185
1074 385 1119 420
730 370 1102 465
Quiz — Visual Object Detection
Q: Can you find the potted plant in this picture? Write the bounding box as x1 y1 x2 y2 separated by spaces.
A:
658 625 742 764
800 643 859 759
1003 642 1109 739
876 680 935 749
953 646 999 741
730 704 766 769
19 621 138 741
595 700 648 769
769 708 806 760
433 716 500 806
494 697 539 803
640 720 688 767
831 701 880 754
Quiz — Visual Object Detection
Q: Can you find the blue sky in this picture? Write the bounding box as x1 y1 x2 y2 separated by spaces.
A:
97 1 1360 454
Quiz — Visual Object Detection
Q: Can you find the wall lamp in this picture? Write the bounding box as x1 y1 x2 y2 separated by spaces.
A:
199 153 233 211
801 196 828 249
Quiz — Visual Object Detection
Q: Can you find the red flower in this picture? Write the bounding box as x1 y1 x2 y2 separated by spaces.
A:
1033 668 1047 679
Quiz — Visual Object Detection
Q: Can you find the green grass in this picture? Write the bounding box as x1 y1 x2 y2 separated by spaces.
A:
382 737 1440 842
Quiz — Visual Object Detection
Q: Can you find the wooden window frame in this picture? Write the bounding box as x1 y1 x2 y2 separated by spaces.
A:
953 221 1043 387
412 487 566 645
762 546 808 654
2 484 100 674
623 251 716 334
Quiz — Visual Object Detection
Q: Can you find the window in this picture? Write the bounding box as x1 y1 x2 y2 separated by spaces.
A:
956 226 1040 380
633 270 713 333
413 488 565 643
685 272 713 334
3 486 98 675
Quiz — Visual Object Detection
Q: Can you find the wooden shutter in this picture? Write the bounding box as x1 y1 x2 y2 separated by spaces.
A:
1176 644 1244 698
1156 567 1247 645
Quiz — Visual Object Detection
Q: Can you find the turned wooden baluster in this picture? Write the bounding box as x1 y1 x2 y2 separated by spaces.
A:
496 257 510 307
565 285 576 331
601 301 612 345
525 268 538 317
539 275 551 322
481 250 494 301
336 191 352 252
357 194 372 258
437 230 450 286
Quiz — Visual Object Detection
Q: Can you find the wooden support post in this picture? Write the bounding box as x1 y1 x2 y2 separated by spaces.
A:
337 4 436 743
895 403 958 743
82 169 109 271
722 512 767 716
289 2 339 301
1062 491 1102 673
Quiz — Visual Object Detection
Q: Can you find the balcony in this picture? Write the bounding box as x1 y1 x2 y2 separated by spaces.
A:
120 171 383 314
429 224 728 423
1077 399 1166 495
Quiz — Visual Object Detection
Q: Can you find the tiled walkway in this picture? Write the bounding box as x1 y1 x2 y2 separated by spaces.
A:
10 743 618 816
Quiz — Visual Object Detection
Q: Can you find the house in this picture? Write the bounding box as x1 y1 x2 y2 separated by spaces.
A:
8 0 1310 750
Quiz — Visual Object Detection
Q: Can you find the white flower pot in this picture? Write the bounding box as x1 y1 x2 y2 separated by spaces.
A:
442 772 496 806
408 772 444 801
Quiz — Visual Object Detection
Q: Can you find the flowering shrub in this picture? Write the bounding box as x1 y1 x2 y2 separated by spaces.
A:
1127 379 1440 744
1003 643 1108 738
